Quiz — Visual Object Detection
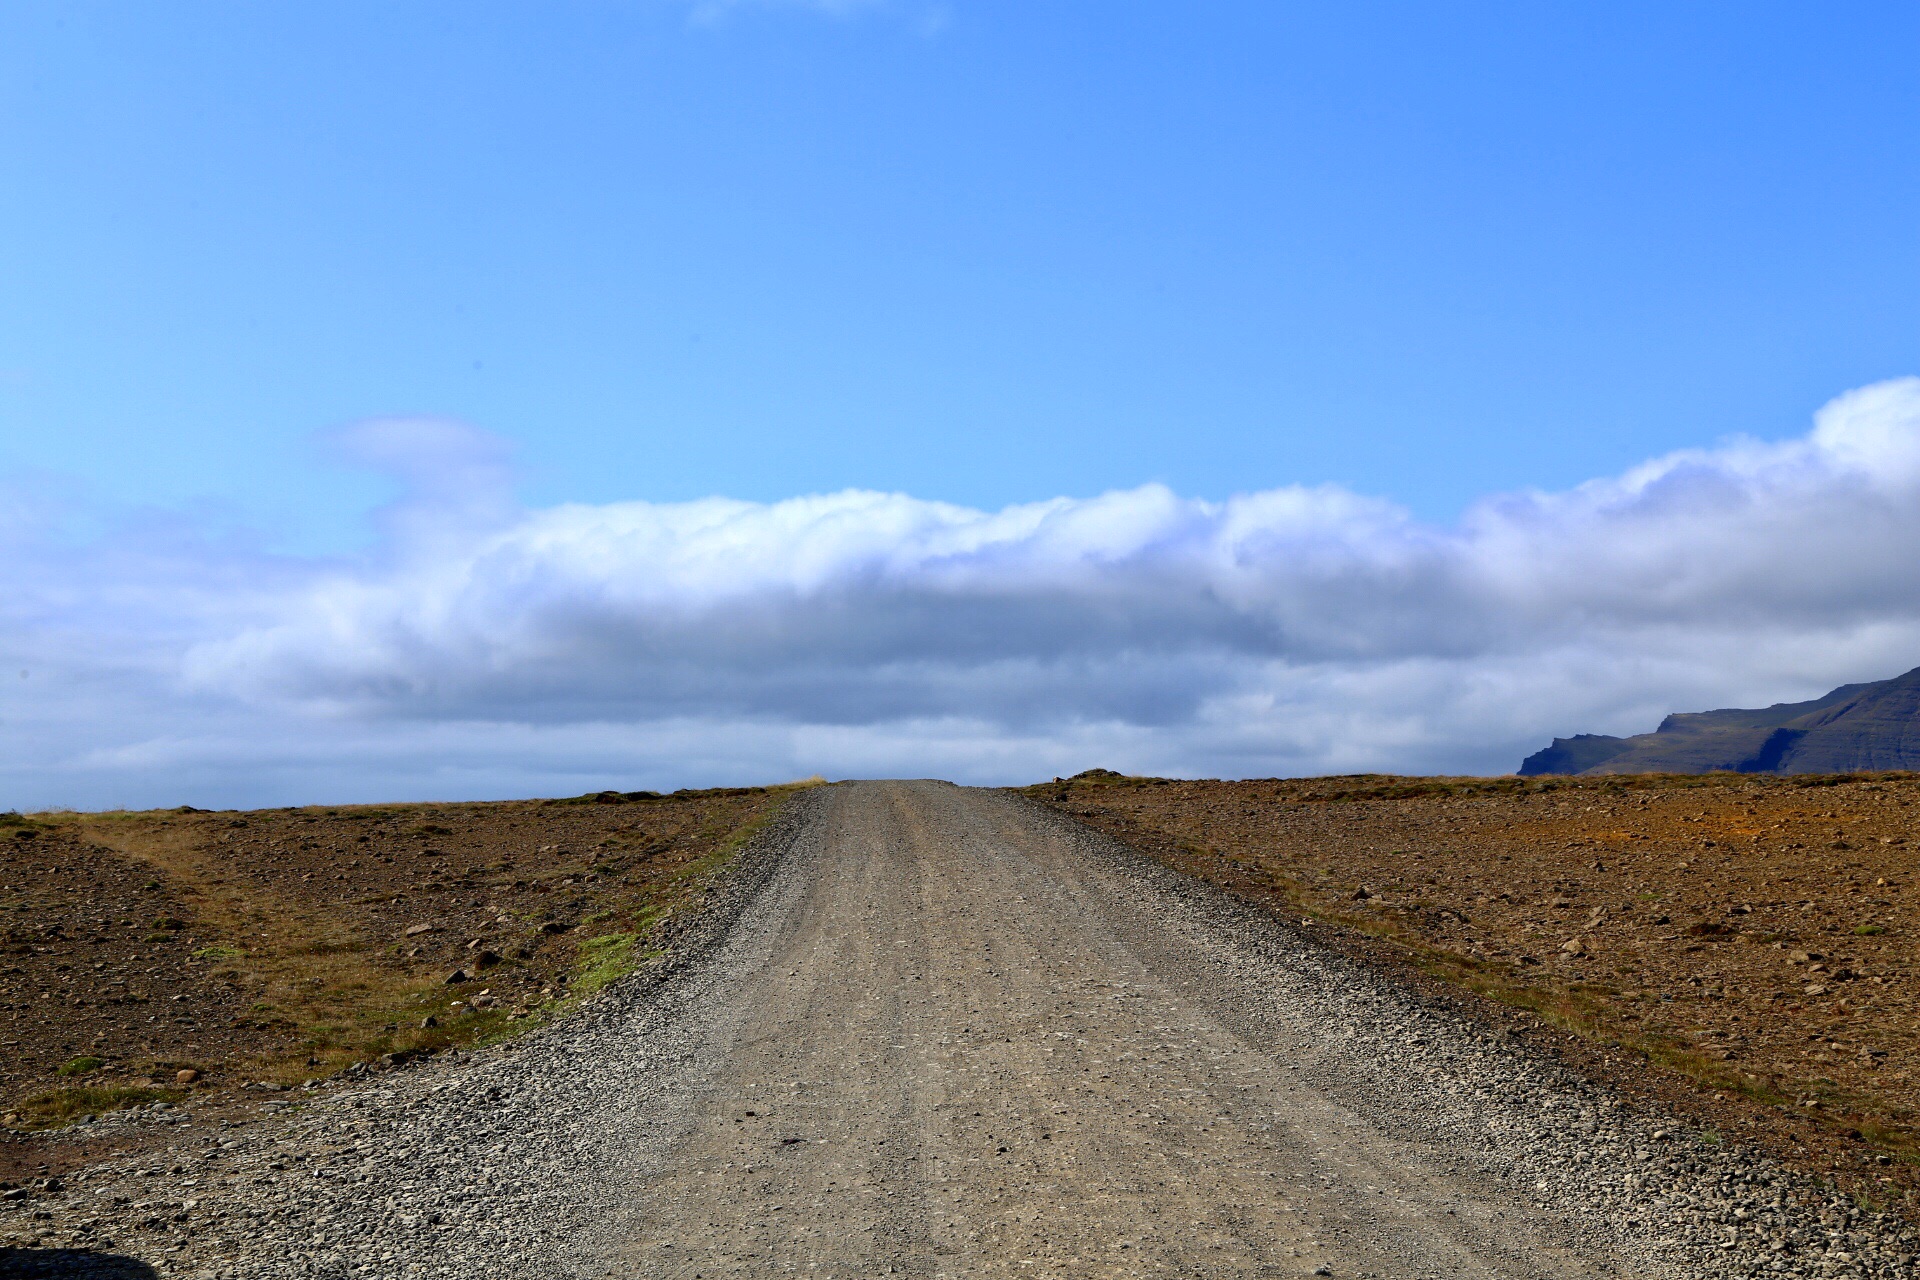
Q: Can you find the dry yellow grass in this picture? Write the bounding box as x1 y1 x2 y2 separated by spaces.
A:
2 783 814 1151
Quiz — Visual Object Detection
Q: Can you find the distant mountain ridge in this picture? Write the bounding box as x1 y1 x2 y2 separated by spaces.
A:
1518 667 1920 776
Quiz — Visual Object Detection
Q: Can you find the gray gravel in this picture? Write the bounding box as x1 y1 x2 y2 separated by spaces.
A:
0 789 824 1279
1016 790 1920 1280
1 781 1914 1279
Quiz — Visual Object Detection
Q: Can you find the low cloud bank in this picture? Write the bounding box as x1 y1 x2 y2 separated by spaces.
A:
7 380 1920 808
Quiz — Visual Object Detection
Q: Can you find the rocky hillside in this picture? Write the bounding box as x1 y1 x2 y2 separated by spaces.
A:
1520 666 1920 776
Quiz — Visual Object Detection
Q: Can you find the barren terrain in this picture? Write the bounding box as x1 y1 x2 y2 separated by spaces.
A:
4 781 1917 1279
1025 769 1920 1208
0 785 794 1178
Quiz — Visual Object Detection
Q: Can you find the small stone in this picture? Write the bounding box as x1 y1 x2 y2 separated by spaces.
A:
474 949 503 969
420 1015 438 1029
446 969 471 985
175 1069 200 1085
1560 937 1585 955
404 923 436 937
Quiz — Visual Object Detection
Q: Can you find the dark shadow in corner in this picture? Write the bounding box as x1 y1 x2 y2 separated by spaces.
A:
0 1249 159 1278
1736 726 1807 774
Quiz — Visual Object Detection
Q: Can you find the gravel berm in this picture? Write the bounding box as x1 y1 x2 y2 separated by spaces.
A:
2 781 1915 1278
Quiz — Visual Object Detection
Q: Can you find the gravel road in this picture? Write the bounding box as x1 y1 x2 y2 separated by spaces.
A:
3 781 1916 1278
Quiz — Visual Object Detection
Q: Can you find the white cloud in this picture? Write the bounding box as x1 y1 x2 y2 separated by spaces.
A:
6 379 1920 809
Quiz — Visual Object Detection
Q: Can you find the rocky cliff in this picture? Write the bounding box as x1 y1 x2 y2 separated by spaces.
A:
1519 667 1920 776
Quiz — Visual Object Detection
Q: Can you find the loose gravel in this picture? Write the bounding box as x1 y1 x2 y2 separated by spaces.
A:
2 782 1915 1279
0 790 825 1279
1016 791 1920 1280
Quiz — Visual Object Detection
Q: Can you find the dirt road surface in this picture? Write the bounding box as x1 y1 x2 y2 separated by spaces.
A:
4 781 1914 1278
607 780 1606 1280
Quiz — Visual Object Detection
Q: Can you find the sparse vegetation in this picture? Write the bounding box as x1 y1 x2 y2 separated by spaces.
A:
1029 768 1920 1205
1 780 823 1141
571 932 642 1000
7 1085 179 1130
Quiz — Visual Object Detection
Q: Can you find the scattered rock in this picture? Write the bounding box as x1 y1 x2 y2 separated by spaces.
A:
446 969 471 985
9 785 1915 1280
175 1068 200 1084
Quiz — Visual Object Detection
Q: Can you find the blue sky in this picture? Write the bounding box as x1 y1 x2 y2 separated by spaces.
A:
5 2 1915 547
4 3 1920 807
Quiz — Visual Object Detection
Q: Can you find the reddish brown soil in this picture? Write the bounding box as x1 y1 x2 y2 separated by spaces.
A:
0 786 794 1183
1025 769 1920 1212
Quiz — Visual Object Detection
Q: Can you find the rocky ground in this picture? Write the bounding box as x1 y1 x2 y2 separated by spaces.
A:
4 781 1917 1279
0 789 818 1278
0 785 796 1180
1023 769 1920 1212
